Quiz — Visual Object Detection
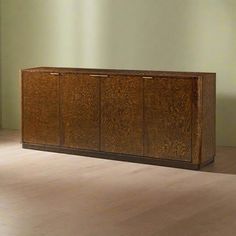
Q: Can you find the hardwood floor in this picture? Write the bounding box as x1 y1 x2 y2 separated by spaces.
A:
1 129 236 236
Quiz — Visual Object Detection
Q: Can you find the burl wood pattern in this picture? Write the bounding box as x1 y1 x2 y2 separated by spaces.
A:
201 74 216 163
144 77 192 161
61 74 100 150
21 67 216 170
22 72 60 145
101 75 143 155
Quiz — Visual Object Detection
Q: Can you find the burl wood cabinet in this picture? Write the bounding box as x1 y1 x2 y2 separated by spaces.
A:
21 67 216 170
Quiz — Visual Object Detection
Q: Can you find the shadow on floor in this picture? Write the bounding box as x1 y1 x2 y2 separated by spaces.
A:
201 146 236 175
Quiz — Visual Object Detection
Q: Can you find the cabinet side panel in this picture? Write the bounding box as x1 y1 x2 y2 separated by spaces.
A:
191 78 203 165
201 74 216 163
144 77 192 161
61 74 100 150
22 71 60 145
101 75 143 155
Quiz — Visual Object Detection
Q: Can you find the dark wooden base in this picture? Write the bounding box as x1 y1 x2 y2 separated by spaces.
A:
22 143 214 170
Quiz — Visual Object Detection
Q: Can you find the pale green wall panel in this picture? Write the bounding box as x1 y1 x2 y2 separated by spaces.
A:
0 0 236 145
0 0 2 128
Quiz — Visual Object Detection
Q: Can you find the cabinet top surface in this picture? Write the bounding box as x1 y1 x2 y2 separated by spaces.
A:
22 67 216 77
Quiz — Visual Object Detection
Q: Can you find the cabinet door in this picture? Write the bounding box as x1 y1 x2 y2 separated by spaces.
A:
101 75 143 155
144 77 192 161
61 74 100 150
22 72 60 145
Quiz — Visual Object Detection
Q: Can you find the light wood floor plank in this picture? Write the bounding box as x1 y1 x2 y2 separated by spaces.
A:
1 130 236 236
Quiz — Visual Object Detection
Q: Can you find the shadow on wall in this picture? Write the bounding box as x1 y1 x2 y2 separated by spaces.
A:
216 95 236 147
200 95 236 175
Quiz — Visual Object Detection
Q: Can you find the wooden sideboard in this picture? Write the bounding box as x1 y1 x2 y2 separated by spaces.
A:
21 67 216 170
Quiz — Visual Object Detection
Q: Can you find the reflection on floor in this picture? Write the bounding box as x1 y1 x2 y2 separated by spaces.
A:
1 129 236 236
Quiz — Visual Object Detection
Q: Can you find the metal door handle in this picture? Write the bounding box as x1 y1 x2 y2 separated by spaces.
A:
90 74 108 78
142 76 153 79
50 72 60 76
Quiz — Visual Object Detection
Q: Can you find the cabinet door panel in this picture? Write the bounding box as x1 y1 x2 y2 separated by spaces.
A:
22 72 60 145
144 77 192 161
101 75 143 155
61 74 99 150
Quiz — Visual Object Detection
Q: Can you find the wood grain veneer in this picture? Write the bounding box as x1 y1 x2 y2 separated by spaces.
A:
22 71 60 145
61 73 100 150
144 77 192 161
21 67 216 170
101 75 143 155
201 74 216 163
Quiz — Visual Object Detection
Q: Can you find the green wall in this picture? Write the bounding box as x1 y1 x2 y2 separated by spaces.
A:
0 0 236 146
0 0 2 128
